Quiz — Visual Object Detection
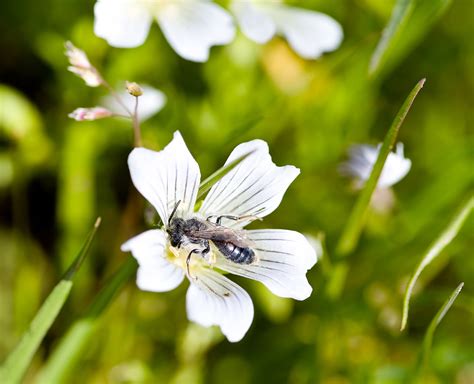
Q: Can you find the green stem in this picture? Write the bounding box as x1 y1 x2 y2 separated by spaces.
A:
400 197 473 331
0 218 101 384
336 78 425 258
36 257 137 383
414 282 464 380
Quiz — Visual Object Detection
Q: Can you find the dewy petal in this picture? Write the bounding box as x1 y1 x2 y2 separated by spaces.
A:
215 229 316 300
268 5 343 59
103 85 166 122
127 131 200 224
94 0 152 48
231 1 276 44
156 1 235 62
200 140 300 228
121 229 184 292
186 268 254 342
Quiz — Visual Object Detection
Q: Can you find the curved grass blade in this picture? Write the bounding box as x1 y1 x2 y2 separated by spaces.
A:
0 218 101 384
416 282 464 375
197 149 256 201
36 256 137 384
369 0 414 75
336 79 425 257
400 197 473 331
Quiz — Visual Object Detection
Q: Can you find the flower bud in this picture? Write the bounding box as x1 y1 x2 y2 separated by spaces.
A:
126 81 143 97
65 41 102 87
68 107 113 121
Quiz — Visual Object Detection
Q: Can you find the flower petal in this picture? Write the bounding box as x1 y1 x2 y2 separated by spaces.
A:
200 140 299 228
231 1 276 44
340 143 411 188
127 131 200 224
215 229 316 300
121 229 184 292
94 0 152 48
379 143 411 188
269 6 343 59
186 268 253 342
103 85 166 122
156 1 235 62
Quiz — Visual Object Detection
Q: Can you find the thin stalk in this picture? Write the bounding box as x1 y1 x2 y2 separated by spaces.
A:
132 96 142 147
414 282 464 379
101 79 133 117
36 257 137 383
0 218 101 384
336 78 425 257
400 197 473 331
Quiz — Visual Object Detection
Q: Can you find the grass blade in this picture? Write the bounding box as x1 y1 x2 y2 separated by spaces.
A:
0 218 101 384
197 149 256 201
400 197 473 331
417 282 464 375
336 79 425 257
369 0 414 75
36 256 137 383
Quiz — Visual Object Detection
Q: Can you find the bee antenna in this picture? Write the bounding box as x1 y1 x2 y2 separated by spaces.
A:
168 200 181 226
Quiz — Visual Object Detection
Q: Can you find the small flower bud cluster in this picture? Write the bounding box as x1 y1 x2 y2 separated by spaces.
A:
69 107 113 121
65 41 102 87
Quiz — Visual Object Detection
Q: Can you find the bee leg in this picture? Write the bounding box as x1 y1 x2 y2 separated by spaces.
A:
186 249 200 280
201 242 213 265
215 215 262 226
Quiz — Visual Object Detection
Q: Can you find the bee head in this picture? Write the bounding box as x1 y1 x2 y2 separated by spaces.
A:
167 217 185 248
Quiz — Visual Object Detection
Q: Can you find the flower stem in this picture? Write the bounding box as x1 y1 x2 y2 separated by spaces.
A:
36 256 137 383
336 78 425 258
101 79 133 117
132 96 142 147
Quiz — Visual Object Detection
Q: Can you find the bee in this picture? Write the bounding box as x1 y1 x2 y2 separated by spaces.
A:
166 201 257 278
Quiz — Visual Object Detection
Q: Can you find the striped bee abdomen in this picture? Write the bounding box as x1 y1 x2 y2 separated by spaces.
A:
214 241 255 264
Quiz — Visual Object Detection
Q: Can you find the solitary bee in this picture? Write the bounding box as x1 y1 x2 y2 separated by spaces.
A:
166 202 257 278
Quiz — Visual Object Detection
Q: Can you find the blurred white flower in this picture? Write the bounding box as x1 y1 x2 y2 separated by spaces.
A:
102 84 166 122
68 107 112 121
94 0 235 62
340 142 411 189
65 41 102 87
231 0 343 59
122 131 316 342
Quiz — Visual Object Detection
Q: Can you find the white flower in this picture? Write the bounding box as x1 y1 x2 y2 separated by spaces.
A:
340 142 412 189
68 107 113 121
121 131 316 342
231 0 343 59
94 0 235 62
102 84 166 122
65 41 102 87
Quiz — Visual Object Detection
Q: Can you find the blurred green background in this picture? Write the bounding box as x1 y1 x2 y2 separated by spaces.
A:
0 0 473 383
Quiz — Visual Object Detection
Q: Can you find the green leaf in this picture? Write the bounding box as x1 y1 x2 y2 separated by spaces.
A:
418 282 464 374
196 149 256 201
369 0 414 74
400 197 473 331
0 218 101 384
370 0 453 78
336 79 425 257
36 256 137 384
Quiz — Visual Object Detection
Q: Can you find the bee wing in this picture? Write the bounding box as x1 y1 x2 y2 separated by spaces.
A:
190 226 251 248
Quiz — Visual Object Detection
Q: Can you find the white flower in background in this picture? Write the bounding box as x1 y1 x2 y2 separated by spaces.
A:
340 142 411 189
102 84 166 122
231 0 343 59
94 0 235 62
68 107 113 121
121 131 316 342
65 41 102 86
